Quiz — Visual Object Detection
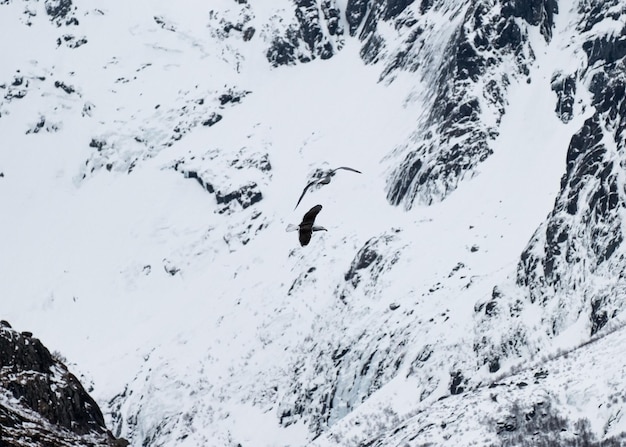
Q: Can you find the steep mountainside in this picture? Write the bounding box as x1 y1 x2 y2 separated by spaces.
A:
378 0 558 207
0 321 125 446
1 0 626 446
476 0 626 378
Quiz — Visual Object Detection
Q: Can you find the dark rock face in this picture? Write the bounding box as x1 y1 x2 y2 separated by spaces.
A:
57 34 88 49
501 0 557 39
201 112 223 127
385 0 556 207
218 89 251 106
266 0 344 66
45 0 72 21
449 370 466 395
54 80 77 95
343 238 384 289
0 324 125 446
471 2 626 371
340 233 402 301
215 182 263 212
346 0 415 38
44 0 79 27
552 72 576 123
516 7 626 337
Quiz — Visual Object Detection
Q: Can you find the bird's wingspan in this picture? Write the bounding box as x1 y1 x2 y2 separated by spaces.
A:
294 180 318 209
332 166 362 174
301 204 323 226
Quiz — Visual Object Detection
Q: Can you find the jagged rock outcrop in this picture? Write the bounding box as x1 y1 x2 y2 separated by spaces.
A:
551 72 576 123
472 0 626 380
0 322 125 446
346 0 417 63
266 0 345 66
384 0 557 207
173 146 270 214
516 1 626 337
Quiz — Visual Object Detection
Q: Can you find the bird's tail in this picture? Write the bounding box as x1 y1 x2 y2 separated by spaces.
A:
285 224 299 232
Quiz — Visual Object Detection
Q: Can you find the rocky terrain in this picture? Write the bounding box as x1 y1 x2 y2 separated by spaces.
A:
0 321 125 446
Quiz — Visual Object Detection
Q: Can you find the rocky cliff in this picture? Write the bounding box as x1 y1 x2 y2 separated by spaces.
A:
0 321 125 446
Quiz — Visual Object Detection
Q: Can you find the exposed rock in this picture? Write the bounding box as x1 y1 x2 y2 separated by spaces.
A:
341 233 402 298
162 258 180 276
551 71 576 123
201 112 223 127
449 370 466 395
45 0 72 20
218 89 251 106
26 115 61 134
344 240 383 288
243 26 255 41
470 2 626 388
216 182 263 212
173 146 270 214
517 33 626 336
0 323 125 446
346 0 416 43
44 0 78 27
266 0 344 66
57 34 88 49
80 89 233 177
54 81 76 95
277 233 409 436
386 0 556 207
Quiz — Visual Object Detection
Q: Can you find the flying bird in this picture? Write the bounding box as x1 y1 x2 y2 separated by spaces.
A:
294 166 362 209
286 204 327 246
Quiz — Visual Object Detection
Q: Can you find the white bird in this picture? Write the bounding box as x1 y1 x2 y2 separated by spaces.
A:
294 166 362 209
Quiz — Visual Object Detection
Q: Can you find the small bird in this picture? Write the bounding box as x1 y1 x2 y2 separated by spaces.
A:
286 204 327 246
294 166 362 209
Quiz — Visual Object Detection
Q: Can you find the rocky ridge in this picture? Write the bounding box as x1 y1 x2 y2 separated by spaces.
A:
0 321 124 446
474 0 626 377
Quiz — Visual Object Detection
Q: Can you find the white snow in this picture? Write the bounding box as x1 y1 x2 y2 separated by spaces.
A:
1 1 624 446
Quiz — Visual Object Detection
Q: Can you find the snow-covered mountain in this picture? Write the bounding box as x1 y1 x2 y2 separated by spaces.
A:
1 0 626 445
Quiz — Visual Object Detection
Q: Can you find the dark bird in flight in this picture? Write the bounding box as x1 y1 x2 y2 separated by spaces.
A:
294 166 362 209
286 204 327 246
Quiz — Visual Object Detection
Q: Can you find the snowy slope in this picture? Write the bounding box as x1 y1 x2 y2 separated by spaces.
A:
1 0 626 446
315 319 626 446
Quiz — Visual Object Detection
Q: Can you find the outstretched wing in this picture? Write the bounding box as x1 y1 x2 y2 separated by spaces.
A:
331 166 362 174
301 204 323 226
294 180 318 209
